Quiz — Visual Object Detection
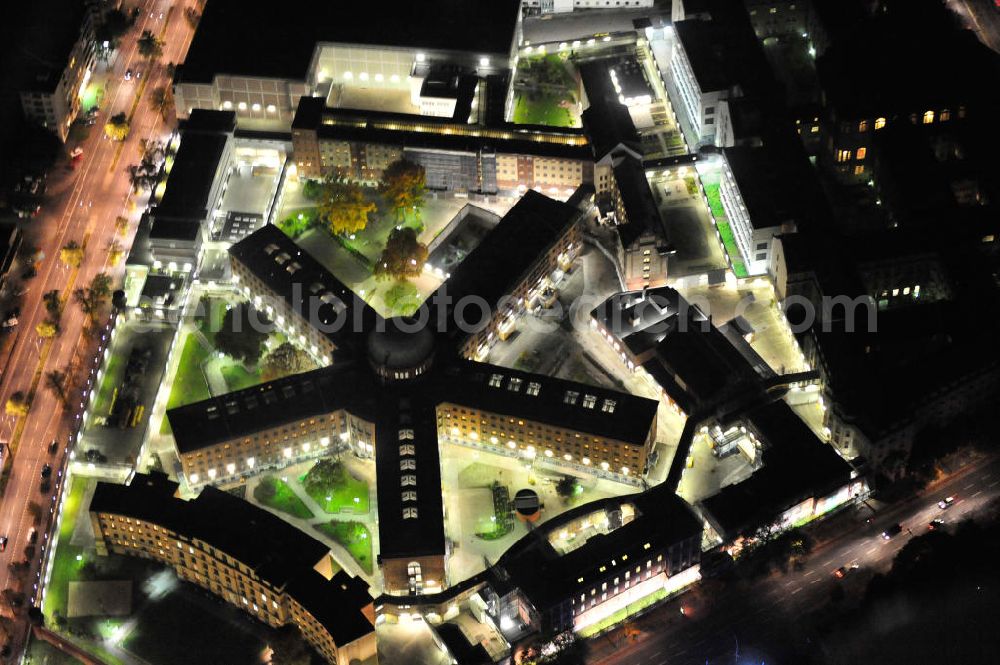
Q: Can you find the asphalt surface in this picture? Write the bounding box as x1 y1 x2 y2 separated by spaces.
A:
586 455 1000 665
0 0 196 657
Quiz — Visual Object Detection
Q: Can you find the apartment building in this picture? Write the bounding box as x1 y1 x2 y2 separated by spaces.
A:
19 1 97 141
89 473 377 665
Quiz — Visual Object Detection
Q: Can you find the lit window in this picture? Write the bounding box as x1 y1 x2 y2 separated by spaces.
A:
403 507 419 519
401 475 416 487
564 390 579 405
398 428 414 440
402 491 417 502
582 395 597 409
940 109 951 122
853 165 865 176
875 117 886 130
601 399 617 413
508 377 523 392
400 459 416 471
399 444 415 456
858 120 868 132
526 382 541 396
489 374 503 388
837 149 852 163
856 147 866 160
923 110 934 124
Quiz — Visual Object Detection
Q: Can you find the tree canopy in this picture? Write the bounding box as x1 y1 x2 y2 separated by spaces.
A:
373 227 427 281
317 179 375 236
261 342 312 381
60 241 84 268
105 112 129 141
137 30 164 60
214 303 270 363
380 159 426 220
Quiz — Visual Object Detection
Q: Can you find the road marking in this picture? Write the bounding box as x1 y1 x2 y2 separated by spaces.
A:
964 481 976 490
822 559 835 567
867 547 878 555
972 490 982 498
811 578 821 584
790 587 802 595
989 480 998 488
804 569 815 577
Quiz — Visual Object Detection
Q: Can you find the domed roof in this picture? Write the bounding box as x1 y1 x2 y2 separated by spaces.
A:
366 317 436 371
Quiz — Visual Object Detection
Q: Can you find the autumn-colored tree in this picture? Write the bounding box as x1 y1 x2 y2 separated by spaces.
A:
373 227 428 281
35 320 58 338
60 240 84 268
6 391 29 417
104 112 129 141
380 159 426 221
115 215 130 236
108 240 125 266
317 179 375 236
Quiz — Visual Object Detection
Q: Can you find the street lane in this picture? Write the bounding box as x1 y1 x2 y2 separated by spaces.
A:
588 455 1000 665
0 1 196 656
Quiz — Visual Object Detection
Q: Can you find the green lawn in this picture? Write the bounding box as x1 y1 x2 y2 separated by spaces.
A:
314 521 373 574
382 280 421 316
512 94 575 127
301 460 370 514
92 350 125 418
703 183 749 278
220 362 261 392
253 476 314 520
277 207 319 239
43 476 90 622
160 333 212 434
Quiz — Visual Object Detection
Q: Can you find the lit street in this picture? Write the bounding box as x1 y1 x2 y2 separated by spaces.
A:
0 0 196 655
587 455 1000 665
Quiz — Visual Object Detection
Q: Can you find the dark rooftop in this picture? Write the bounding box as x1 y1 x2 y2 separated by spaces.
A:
179 0 522 83
435 190 580 327
228 224 380 351
612 156 667 247
89 473 375 645
700 401 854 538
440 360 660 447
148 219 201 242
155 132 228 221
722 145 808 231
15 0 91 92
167 363 376 454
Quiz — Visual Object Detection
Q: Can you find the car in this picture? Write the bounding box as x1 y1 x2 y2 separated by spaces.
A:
69 147 83 159
882 523 903 540
125 68 133 80
40 463 52 479
39 478 51 494
0 536 8 552
1 309 19 328
834 566 847 579
929 519 946 531
938 496 955 509
136 70 143 80
27 528 37 544
48 439 59 455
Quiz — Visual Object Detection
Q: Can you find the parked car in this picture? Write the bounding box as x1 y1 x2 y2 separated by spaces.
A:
0 536 8 552
40 463 52 479
882 523 903 540
48 439 59 455
125 68 133 80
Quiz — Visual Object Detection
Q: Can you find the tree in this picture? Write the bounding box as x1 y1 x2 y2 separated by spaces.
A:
27 502 44 525
128 139 165 192
95 8 130 49
104 112 130 141
268 624 312 665
317 179 375 236
303 459 347 495
380 159 426 221
149 86 174 120
35 320 58 339
301 179 324 201
43 289 62 320
115 215 130 236
45 369 72 408
60 240 84 268
261 342 312 381
137 30 164 60
108 240 125 266
373 227 427 281
214 303 270 363
73 272 113 327
5 392 29 417
556 475 579 499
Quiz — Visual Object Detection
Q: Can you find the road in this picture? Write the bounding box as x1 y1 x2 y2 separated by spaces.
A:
587 455 1000 665
0 0 196 656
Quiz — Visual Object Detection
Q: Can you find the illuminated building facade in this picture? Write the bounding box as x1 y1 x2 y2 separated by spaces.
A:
90 473 377 665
